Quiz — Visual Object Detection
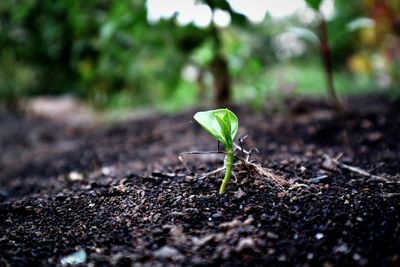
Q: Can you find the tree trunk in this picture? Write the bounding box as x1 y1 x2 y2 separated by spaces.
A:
319 15 343 112
211 54 231 106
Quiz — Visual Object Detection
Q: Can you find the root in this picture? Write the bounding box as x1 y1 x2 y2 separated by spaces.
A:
238 160 287 189
180 137 288 191
197 166 226 179
186 157 287 190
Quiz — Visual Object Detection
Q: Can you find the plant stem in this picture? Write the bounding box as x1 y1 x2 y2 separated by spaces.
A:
219 148 234 194
318 12 343 112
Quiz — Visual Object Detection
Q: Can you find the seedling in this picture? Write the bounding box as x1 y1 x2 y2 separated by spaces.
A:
193 108 238 194
180 108 286 195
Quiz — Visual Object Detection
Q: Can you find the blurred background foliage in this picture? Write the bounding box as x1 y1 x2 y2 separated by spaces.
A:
0 0 399 111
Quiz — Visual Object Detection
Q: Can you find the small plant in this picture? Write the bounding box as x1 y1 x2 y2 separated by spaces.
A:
182 108 286 195
194 108 238 194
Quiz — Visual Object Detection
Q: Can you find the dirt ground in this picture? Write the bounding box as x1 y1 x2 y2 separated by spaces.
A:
0 95 399 266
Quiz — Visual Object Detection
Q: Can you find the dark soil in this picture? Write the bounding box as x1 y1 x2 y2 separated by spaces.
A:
0 95 399 267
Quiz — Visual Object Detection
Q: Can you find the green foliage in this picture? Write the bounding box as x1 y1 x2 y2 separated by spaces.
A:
288 27 320 44
194 109 238 194
305 0 323 11
194 109 238 148
0 0 195 108
0 0 393 110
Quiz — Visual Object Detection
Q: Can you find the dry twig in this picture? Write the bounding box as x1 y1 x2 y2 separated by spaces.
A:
323 154 386 181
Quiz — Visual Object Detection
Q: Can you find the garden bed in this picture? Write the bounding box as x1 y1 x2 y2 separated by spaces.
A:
0 95 399 266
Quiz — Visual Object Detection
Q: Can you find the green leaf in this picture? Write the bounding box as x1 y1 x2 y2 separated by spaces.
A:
305 0 323 10
222 109 231 133
193 108 238 148
287 27 320 44
215 113 232 146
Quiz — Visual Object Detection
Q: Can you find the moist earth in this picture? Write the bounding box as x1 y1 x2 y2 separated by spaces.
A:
0 95 399 266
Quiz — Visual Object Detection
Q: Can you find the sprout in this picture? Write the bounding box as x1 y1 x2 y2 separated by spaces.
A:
194 108 238 194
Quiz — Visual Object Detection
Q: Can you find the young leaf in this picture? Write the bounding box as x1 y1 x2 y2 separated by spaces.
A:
194 109 227 145
215 114 232 147
194 108 238 148
222 109 232 134
305 0 322 11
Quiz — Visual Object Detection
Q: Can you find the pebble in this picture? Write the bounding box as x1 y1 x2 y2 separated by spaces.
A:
153 246 181 259
212 213 222 219
322 156 337 171
315 233 324 240
309 175 328 184
235 237 255 252
60 249 87 266
266 231 278 239
219 219 241 229
234 188 246 199
300 166 307 173
68 171 84 181
278 254 287 262
334 243 350 254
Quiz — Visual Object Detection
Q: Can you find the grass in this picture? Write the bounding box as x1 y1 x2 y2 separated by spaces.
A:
233 59 380 107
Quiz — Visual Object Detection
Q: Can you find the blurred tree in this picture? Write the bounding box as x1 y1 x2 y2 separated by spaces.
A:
167 0 248 106
304 0 342 111
0 0 252 109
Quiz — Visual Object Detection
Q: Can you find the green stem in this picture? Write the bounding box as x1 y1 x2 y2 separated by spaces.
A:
219 148 234 194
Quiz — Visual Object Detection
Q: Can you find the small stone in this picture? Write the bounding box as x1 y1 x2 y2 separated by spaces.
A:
234 188 246 199
315 233 324 240
68 172 84 181
352 253 367 265
212 213 222 219
243 216 254 225
60 249 87 266
367 132 383 142
24 206 34 211
278 254 287 261
353 253 361 261
219 219 241 229
334 243 350 254
101 166 115 176
321 156 337 171
153 246 181 259
235 237 255 252
277 192 288 198
300 166 307 173
192 234 214 247
309 175 328 184
266 231 278 239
